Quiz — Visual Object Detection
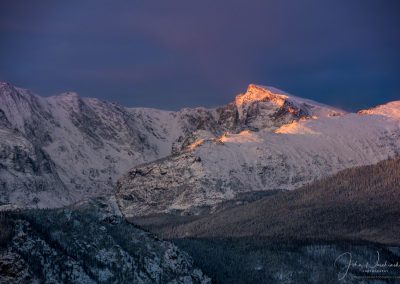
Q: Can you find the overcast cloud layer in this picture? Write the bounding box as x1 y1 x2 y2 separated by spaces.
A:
0 0 399 110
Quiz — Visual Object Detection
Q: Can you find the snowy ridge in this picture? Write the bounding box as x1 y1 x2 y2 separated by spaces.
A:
1 81 399 211
0 83 177 207
358 101 400 119
235 84 345 119
117 99 400 216
3 81 324 207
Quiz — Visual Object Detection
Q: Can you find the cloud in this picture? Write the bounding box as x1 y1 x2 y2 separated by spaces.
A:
0 0 399 110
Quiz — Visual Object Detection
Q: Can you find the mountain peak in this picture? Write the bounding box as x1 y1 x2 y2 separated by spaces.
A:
49 91 81 104
234 84 345 121
246 84 289 96
0 81 18 94
0 81 13 88
358 101 400 119
0 81 30 104
58 91 80 98
235 84 288 108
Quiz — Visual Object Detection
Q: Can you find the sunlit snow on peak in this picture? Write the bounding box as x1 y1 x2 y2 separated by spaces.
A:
358 101 400 119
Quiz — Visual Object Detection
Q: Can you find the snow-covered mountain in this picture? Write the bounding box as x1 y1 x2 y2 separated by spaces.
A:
1 81 399 213
0 82 209 207
116 96 400 217
0 82 343 208
0 82 163 207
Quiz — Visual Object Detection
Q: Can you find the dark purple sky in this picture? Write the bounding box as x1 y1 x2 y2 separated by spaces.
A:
0 0 399 110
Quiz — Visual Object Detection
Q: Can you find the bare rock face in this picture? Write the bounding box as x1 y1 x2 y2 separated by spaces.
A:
117 152 207 216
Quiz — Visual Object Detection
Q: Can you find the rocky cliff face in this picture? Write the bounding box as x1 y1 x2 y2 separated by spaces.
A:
0 198 210 284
